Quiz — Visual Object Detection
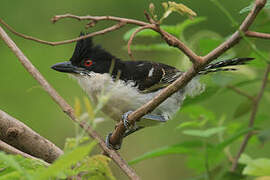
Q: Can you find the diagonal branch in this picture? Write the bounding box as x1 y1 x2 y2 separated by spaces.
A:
0 26 140 180
0 139 50 166
0 110 63 163
0 18 126 46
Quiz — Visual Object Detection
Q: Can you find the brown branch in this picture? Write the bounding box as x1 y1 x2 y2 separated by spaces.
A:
0 18 126 46
51 14 149 26
0 14 198 64
246 30 270 39
0 26 140 180
53 13 201 63
231 63 270 171
0 139 50 166
127 25 151 60
108 0 267 148
0 110 63 163
226 85 255 101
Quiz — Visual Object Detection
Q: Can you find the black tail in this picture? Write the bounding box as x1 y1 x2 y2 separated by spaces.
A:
198 57 254 75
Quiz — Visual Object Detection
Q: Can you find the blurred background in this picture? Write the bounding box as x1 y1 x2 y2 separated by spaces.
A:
1 0 270 179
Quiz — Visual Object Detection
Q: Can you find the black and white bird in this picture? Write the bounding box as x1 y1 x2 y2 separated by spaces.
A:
51 34 253 149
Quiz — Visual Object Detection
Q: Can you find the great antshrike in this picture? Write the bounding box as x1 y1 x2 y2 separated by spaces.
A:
51 34 254 149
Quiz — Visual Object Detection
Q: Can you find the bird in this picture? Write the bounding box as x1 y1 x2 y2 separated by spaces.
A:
51 33 254 149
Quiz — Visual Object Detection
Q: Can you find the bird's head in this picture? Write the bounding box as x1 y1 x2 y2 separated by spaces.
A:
51 33 115 76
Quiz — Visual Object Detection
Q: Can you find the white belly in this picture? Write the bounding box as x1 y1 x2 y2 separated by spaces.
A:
73 73 204 123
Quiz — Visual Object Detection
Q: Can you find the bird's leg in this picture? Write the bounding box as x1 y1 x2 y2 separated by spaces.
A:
105 132 122 150
122 111 134 131
106 111 167 150
105 111 135 150
123 126 144 137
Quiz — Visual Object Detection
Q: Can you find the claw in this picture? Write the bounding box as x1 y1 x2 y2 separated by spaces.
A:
122 111 134 130
105 133 122 150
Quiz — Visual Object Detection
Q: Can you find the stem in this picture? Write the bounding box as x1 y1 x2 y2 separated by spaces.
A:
231 64 270 171
226 85 255 101
204 141 211 180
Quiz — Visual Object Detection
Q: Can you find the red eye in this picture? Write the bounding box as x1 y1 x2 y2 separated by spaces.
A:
84 59 93 67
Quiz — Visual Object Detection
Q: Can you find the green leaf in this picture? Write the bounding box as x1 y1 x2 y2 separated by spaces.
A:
181 105 216 122
0 171 22 180
123 28 159 41
182 127 226 138
216 128 253 150
247 51 268 68
84 96 95 121
75 155 116 180
219 170 246 180
161 2 197 22
74 97 81 118
128 43 175 52
0 152 45 180
258 128 270 144
240 154 270 176
175 17 207 38
0 153 26 175
211 73 234 87
184 85 220 106
233 100 253 119
64 136 90 152
123 17 206 40
176 121 206 129
34 141 97 180
128 141 202 165
186 154 206 173
220 79 261 94
198 38 223 56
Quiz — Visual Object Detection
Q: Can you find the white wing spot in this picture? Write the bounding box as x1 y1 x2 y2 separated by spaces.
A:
137 63 144 67
148 68 154 77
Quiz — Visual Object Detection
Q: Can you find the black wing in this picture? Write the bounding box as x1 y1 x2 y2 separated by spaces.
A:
122 61 183 93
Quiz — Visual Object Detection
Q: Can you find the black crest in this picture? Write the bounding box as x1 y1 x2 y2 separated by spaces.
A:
70 33 115 65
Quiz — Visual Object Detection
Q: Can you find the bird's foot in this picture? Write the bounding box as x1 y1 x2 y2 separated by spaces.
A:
122 111 134 130
105 132 122 150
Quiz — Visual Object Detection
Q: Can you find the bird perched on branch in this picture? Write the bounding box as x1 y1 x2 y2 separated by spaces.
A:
51 33 254 149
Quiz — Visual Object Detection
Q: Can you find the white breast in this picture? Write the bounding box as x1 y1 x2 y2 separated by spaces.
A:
73 73 204 123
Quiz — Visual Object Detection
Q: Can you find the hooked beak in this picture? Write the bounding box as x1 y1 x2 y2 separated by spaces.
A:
51 61 80 74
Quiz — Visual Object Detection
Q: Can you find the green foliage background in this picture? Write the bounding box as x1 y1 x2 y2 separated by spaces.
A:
0 0 270 179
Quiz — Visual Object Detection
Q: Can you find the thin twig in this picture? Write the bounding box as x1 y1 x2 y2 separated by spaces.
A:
51 14 149 26
0 26 140 180
246 30 270 39
0 139 50 166
0 110 63 163
0 18 126 46
0 14 199 63
231 63 270 171
127 25 151 60
226 85 255 101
